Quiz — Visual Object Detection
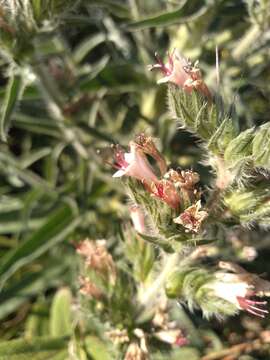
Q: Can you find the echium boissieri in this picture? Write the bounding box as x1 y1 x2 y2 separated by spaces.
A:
76 49 270 359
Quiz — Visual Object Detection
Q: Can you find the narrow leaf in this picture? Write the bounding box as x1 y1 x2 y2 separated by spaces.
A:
0 262 69 321
50 288 73 337
0 74 24 142
0 336 69 356
252 122 270 169
127 0 208 30
0 203 79 286
224 128 255 167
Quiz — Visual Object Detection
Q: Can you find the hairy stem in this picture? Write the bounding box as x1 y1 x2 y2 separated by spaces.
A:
138 252 181 309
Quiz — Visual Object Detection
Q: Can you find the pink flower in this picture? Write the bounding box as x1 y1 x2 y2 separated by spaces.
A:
148 179 180 209
130 205 146 233
174 201 208 233
112 142 158 185
148 50 211 99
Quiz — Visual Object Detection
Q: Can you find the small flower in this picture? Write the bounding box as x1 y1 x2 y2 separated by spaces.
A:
147 179 180 209
130 205 146 234
106 329 130 345
155 329 188 347
76 239 116 284
135 133 167 175
166 169 200 189
124 342 147 360
79 277 103 299
148 50 211 99
209 272 269 318
174 200 208 233
112 142 158 186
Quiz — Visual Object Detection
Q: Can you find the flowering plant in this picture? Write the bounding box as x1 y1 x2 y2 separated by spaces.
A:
0 1 270 359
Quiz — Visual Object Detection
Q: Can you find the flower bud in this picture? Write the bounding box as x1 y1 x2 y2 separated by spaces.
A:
76 239 116 285
106 329 129 345
148 179 181 209
135 133 167 175
79 277 103 299
130 205 146 234
166 169 199 189
165 270 188 298
124 342 147 360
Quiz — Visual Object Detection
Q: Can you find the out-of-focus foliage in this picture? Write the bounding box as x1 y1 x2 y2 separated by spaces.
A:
0 0 270 359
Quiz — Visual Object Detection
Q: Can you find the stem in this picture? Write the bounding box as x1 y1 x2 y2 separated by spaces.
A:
138 252 181 309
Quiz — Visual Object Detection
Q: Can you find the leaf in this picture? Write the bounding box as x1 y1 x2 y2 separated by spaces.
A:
0 74 24 142
0 261 69 321
88 0 130 19
0 336 69 359
73 33 106 64
168 84 217 141
0 202 80 287
139 233 174 253
13 113 61 138
84 336 112 360
208 117 238 154
224 127 255 167
50 288 73 337
252 122 270 169
127 0 209 30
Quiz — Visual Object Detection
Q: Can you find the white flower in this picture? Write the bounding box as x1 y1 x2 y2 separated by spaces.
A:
208 272 268 317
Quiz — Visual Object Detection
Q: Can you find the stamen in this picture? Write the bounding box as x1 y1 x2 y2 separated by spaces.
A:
245 307 266 318
244 299 267 305
248 305 268 313
237 296 268 317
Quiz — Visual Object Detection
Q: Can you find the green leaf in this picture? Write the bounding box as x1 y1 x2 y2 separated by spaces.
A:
13 113 61 138
0 74 24 142
88 0 130 19
0 202 80 286
84 336 112 360
73 33 106 64
208 117 238 154
127 0 209 30
240 200 270 226
0 262 69 321
252 122 270 169
0 336 69 359
224 128 255 167
139 233 174 253
50 288 73 337
168 84 217 141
